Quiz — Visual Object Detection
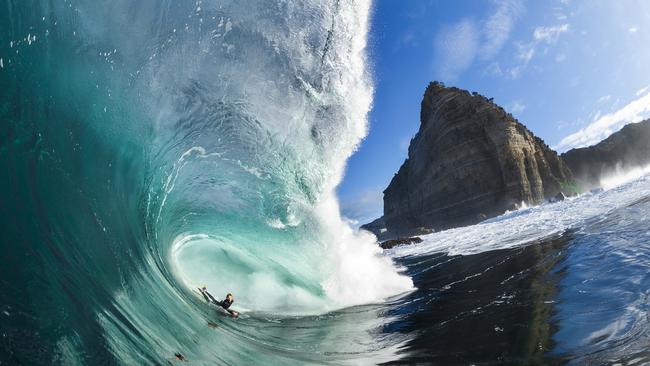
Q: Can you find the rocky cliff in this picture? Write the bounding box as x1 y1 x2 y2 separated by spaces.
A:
382 82 574 236
359 216 387 240
561 119 650 189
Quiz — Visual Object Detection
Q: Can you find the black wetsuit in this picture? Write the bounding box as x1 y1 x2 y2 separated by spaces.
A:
201 290 235 315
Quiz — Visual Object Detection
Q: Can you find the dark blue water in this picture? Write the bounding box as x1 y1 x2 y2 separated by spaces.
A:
384 179 650 365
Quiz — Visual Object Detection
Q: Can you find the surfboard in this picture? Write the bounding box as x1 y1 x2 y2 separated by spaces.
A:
194 288 241 318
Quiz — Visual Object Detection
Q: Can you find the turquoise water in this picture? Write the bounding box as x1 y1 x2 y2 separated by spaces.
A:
3 1 650 365
0 1 413 363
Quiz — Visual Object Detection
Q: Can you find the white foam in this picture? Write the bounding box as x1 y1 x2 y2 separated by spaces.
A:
316 195 414 308
388 171 650 259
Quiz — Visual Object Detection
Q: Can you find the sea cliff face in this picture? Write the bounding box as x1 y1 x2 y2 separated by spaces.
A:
359 216 387 240
383 82 574 236
561 119 650 189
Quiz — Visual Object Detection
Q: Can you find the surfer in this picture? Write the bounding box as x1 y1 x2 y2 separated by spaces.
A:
198 286 239 318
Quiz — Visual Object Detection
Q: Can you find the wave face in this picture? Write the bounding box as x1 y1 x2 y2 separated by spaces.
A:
0 0 413 364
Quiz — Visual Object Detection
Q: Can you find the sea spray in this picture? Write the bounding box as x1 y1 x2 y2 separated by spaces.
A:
147 0 413 313
599 163 650 190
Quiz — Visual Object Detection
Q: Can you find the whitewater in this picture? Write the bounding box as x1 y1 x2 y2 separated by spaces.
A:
1 0 650 365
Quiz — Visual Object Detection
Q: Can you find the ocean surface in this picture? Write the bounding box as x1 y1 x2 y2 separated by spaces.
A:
2 1 650 365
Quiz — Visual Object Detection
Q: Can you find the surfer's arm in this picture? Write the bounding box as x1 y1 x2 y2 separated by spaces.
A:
226 309 239 317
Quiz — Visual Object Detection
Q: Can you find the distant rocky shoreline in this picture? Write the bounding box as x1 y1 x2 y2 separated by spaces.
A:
562 119 650 190
363 82 650 243
379 237 423 250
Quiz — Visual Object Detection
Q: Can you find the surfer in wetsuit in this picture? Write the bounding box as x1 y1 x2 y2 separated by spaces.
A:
199 286 239 317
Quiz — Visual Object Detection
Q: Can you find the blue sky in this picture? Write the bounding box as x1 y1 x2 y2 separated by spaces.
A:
338 0 650 226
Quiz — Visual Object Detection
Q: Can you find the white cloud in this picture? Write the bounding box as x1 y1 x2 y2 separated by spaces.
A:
509 66 522 79
393 31 417 52
533 24 570 44
517 43 535 63
506 42 534 78
555 91 650 151
340 188 385 227
590 110 601 122
436 0 523 80
629 27 638 33
557 119 582 131
636 85 649 96
485 62 504 76
598 95 611 103
435 18 479 81
509 100 527 114
480 0 523 60
505 23 570 78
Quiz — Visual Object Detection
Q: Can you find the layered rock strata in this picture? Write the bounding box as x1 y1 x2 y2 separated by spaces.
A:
383 82 574 236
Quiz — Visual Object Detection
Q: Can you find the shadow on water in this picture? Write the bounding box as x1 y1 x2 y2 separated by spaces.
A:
383 232 574 365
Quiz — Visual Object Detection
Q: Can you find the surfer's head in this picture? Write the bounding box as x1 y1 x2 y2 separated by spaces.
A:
226 293 234 302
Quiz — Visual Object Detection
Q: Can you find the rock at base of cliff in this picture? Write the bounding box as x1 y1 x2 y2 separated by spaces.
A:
380 237 423 250
549 192 566 203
